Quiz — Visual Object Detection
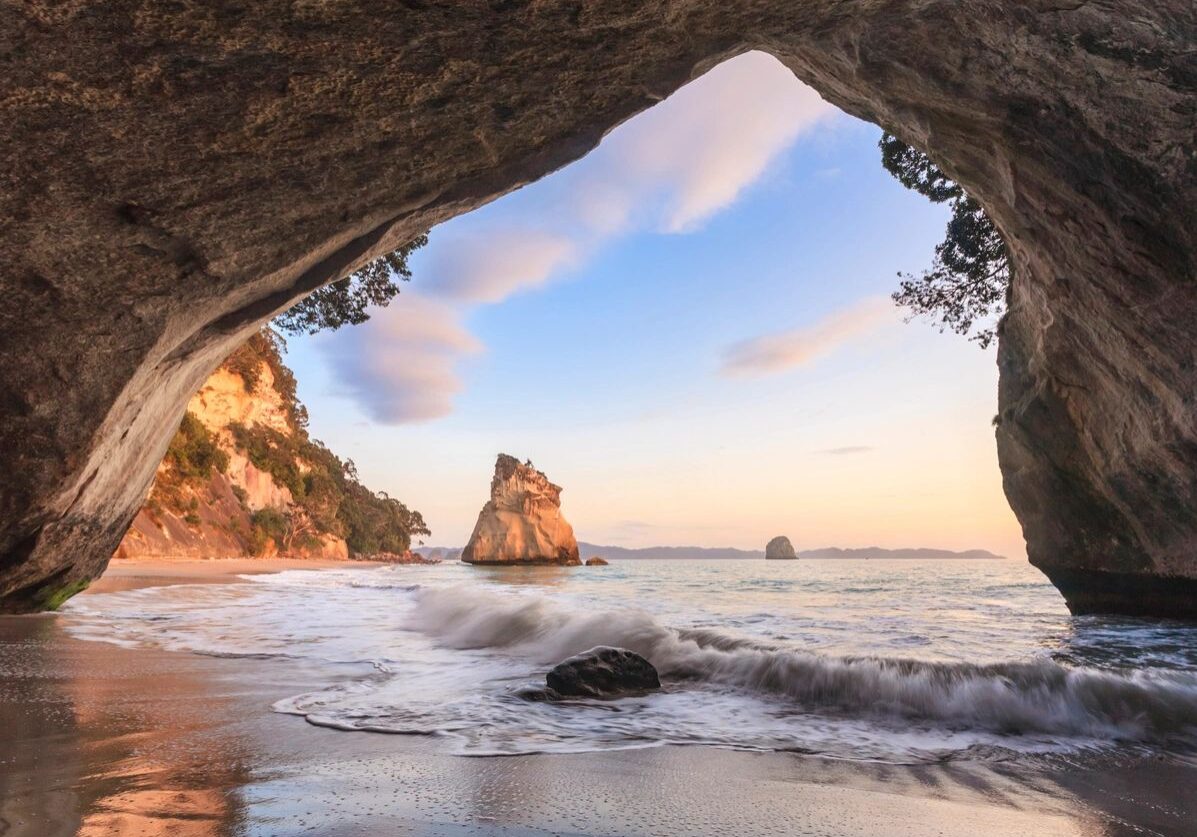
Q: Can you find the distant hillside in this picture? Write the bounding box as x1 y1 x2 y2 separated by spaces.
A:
576 543 1006 561
798 547 1004 560
576 543 761 561
417 543 1006 561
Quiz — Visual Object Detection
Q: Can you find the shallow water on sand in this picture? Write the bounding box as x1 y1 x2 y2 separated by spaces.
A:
63 559 1197 763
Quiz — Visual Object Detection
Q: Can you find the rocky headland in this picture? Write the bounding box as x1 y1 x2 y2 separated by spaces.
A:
461 455 580 566
115 332 428 565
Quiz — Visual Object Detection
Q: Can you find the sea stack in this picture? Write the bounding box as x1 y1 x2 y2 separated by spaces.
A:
461 454 580 566
765 536 797 560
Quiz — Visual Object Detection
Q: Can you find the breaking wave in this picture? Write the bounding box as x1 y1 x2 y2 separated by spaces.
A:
410 586 1197 743
64 561 1197 760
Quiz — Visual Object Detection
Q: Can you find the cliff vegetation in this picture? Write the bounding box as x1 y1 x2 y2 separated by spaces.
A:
120 330 428 561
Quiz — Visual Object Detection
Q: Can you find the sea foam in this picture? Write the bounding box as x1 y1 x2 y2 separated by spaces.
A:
410 585 1197 742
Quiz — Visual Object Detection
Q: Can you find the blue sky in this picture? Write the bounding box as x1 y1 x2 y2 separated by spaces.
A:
281 53 1023 557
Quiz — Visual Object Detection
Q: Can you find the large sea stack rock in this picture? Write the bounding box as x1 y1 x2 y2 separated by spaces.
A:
0 4 1194 615
765 536 797 560
461 455 580 566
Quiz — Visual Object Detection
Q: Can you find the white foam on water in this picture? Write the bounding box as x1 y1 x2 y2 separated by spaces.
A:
62 560 1197 761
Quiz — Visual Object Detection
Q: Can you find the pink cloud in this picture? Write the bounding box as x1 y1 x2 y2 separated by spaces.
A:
321 52 841 423
720 297 898 376
423 229 579 304
322 294 481 423
602 51 834 232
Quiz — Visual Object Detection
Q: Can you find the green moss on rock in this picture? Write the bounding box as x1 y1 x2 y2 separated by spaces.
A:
39 577 91 611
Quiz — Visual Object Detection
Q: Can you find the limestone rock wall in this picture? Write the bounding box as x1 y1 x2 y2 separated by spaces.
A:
0 2 1193 613
113 348 347 563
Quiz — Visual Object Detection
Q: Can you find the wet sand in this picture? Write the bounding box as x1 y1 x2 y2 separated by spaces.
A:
0 561 1193 836
87 557 386 594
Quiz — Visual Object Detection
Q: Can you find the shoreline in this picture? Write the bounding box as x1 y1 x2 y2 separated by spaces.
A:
86 556 386 595
1 560 1193 835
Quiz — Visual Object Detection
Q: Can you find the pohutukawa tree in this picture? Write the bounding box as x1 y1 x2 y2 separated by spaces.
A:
273 234 428 335
880 134 1010 349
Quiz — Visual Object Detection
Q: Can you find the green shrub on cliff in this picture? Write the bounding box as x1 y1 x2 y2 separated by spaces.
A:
226 335 430 557
165 412 228 480
248 507 288 555
223 330 308 428
338 481 430 556
233 418 429 556
151 411 228 514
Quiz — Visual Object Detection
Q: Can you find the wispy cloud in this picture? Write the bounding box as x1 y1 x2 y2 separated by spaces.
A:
596 50 833 233
720 297 897 377
423 229 579 304
321 51 837 423
818 445 874 456
321 294 482 423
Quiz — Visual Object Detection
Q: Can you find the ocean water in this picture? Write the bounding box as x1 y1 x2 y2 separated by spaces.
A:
62 559 1197 764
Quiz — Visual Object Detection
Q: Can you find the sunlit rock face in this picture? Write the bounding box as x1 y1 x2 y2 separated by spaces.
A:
462 455 579 566
0 2 1193 613
114 341 349 562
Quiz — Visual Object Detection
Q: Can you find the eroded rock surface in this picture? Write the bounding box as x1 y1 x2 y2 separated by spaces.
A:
765 536 797 560
545 646 661 699
461 455 579 566
0 3 1194 613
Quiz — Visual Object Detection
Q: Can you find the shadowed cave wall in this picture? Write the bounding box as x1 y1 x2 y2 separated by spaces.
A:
0 1 1194 614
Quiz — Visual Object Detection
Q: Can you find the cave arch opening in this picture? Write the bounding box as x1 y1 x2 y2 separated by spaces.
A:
2 6 1193 616
187 52 1023 581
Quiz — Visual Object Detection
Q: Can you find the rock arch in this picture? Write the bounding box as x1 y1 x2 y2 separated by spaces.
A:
1 2 1193 614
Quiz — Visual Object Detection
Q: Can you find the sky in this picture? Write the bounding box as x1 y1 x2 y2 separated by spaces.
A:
282 51 1025 558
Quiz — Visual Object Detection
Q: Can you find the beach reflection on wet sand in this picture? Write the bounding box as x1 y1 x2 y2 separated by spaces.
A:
1 566 1194 837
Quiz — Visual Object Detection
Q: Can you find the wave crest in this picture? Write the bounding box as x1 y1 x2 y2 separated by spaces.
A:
410 586 1197 741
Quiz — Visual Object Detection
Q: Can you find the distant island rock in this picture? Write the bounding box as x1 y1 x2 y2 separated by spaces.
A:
765 536 797 560
576 543 1006 561
585 556 609 566
461 454 580 566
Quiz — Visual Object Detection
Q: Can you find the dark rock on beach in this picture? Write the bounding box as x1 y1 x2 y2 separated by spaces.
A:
545 646 661 699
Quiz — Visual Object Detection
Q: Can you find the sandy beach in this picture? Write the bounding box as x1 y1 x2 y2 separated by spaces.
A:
0 560 1192 837
85 557 387 594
